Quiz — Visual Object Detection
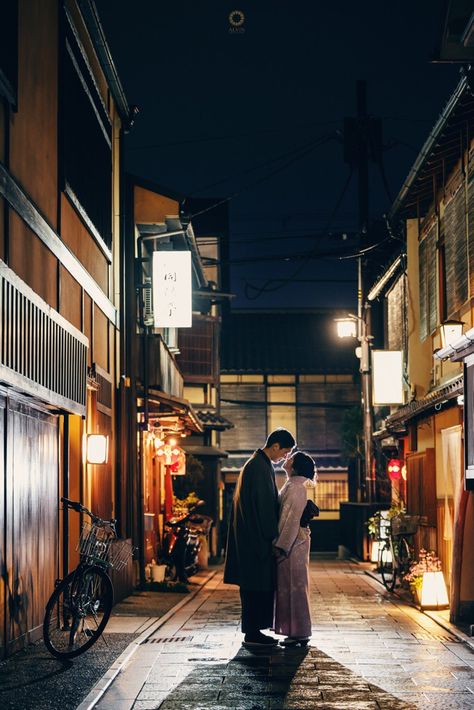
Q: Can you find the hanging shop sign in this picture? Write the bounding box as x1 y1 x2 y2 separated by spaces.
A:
152 251 192 328
372 350 404 405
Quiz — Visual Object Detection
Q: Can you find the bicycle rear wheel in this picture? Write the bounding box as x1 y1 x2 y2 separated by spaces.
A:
43 566 113 659
379 541 397 592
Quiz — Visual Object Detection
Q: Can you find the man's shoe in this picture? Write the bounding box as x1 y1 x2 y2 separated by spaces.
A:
243 631 278 647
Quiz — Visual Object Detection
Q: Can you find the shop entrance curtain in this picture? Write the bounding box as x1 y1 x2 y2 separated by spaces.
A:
440 425 462 541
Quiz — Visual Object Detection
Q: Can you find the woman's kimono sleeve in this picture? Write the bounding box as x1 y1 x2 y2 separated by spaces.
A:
274 485 307 556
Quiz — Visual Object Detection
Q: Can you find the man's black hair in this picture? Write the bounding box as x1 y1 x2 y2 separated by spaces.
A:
265 428 296 449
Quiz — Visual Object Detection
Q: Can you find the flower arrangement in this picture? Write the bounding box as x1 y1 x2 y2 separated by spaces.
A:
403 549 442 592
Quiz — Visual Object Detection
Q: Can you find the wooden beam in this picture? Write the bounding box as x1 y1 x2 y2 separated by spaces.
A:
0 162 117 324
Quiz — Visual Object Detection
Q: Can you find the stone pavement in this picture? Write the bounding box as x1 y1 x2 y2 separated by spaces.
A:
93 560 474 710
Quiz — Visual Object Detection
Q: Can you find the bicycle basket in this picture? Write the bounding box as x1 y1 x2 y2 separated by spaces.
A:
109 539 136 571
78 522 114 566
391 514 420 536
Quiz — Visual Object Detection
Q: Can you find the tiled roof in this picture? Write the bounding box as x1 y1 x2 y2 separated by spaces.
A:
221 311 358 374
221 452 348 473
195 408 234 430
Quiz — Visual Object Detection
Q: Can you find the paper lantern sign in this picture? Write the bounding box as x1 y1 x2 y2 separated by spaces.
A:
152 251 192 328
372 350 404 405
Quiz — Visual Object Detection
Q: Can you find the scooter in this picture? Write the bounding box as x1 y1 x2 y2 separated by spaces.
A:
160 501 212 583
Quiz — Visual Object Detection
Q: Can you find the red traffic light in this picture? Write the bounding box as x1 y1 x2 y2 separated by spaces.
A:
387 458 402 481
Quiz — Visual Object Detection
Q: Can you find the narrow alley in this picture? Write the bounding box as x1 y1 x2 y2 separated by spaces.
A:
82 561 474 710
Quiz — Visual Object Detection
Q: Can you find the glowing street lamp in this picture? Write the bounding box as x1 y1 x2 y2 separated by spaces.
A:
335 317 357 339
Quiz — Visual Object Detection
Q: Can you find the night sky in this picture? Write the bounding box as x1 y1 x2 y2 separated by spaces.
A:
95 0 458 309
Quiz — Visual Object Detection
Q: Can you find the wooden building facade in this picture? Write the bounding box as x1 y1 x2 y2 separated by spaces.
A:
372 74 474 622
0 0 135 656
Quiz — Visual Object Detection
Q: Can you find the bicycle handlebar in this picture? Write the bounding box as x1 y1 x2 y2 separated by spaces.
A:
61 497 116 528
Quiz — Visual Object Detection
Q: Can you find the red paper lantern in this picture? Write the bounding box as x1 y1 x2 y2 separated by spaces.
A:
387 458 402 481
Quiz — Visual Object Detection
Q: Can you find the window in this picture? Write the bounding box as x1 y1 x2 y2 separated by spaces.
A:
386 275 405 351
308 478 348 511
61 11 112 249
177 315 216 382
267 385 296 436
419 221 438 340
0 1 18 106
443 182 468 317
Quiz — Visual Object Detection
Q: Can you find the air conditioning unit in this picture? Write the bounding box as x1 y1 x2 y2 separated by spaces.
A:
143 277 154 326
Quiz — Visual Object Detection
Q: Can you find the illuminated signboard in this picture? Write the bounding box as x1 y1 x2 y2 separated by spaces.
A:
152 251 192 328
372 350 404 405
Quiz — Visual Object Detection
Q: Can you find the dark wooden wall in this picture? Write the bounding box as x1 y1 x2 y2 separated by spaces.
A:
0 393 59 657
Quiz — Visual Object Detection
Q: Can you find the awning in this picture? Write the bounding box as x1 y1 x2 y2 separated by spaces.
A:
140 388 203 433
384 375 463 430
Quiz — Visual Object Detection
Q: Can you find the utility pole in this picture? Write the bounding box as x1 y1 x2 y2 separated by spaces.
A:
344 80 381 504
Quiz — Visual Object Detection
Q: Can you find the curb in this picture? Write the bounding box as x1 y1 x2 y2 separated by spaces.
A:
77 568 218 710
363 568 474 652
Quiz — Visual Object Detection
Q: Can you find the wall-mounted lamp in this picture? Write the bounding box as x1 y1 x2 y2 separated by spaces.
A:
440 320 464 349
86 434 109 465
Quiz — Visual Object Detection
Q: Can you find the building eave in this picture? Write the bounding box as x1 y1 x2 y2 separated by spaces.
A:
77 0 136 130
384 374 463 430
388 75 470 221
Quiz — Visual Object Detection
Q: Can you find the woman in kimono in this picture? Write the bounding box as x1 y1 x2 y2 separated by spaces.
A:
274 451 317 647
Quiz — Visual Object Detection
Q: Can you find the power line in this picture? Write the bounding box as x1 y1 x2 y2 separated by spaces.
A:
189 132 334 197
187 134 335 220
244 168 354 299
127 119 342 151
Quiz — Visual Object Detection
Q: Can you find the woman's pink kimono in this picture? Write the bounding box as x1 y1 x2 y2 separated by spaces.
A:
274 476 311 638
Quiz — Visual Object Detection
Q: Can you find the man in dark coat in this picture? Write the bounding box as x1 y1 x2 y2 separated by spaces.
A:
224 428 296 647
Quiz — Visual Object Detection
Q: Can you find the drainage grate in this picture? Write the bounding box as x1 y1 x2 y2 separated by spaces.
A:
140 636 192 645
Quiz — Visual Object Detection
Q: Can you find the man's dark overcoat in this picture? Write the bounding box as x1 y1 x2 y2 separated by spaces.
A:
224 449 279 592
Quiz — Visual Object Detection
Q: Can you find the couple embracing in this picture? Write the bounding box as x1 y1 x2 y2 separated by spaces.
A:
224 428 318 648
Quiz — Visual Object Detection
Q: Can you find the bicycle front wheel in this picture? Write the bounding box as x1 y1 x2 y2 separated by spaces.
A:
379 541 397 592
43 566 113 659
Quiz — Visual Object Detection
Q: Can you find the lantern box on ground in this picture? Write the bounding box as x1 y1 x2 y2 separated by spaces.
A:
420 571 449 609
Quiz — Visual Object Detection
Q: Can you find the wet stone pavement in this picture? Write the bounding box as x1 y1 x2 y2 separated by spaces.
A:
95 560 474 710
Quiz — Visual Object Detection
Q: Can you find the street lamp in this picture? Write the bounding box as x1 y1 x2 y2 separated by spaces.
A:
335 317 357 339
334 310 374 502
440 320 464 349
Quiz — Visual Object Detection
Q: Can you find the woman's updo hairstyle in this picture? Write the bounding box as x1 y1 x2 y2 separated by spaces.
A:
291 451 316 480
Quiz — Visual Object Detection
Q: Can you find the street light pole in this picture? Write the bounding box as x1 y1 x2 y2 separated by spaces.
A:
356 80 374 504
359 301 374 504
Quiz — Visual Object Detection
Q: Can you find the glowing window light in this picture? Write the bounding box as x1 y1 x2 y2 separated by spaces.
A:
86 434 109 465
153 251 192 328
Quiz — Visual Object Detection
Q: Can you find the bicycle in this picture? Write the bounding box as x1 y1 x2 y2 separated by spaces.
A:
43 497 134 659
378 513 420 592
